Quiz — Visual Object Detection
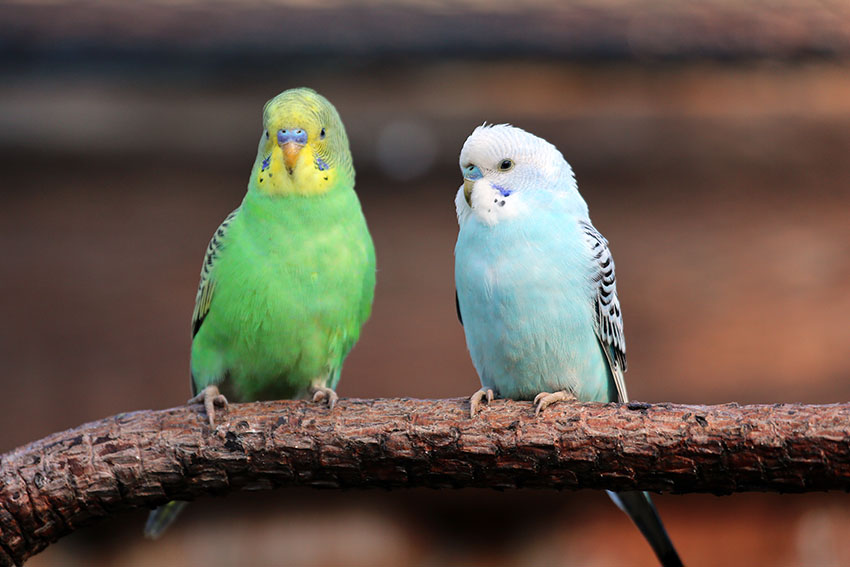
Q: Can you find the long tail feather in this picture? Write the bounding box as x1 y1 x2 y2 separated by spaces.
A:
607 491 683 567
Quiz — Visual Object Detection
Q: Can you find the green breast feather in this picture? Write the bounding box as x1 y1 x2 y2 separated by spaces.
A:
190 185 375 402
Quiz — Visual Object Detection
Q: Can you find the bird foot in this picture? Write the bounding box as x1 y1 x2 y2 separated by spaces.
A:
469 388 495 417
188 385 228 427
533 390 577 415
310 386 339 409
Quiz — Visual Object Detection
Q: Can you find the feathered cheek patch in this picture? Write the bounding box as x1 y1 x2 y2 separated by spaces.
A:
467 179 512 206
466 179 524 226
493 184 512 198
468 179 509 210
486 183 513 208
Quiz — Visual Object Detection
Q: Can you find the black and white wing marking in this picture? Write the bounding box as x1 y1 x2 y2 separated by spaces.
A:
580 220 628 403
192 208 239 338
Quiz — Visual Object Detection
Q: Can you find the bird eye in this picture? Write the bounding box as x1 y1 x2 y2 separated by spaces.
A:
320 127 326 139
498 159 514 171
265 130 269 139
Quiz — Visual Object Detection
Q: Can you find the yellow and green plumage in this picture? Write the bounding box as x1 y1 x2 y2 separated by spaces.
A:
145 87 376 538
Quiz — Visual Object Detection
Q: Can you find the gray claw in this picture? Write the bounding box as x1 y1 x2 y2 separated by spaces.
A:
188 385 229 427
469 388 495 417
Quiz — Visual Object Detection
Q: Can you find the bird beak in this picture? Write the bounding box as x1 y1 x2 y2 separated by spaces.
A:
463 178 474 206
462 164 483 206
277 128 308 173
282 142 303 171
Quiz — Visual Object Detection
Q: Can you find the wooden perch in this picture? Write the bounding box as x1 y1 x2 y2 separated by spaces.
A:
2 398 849 565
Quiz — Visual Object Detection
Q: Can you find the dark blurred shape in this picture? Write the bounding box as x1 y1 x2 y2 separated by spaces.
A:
2 0 850 71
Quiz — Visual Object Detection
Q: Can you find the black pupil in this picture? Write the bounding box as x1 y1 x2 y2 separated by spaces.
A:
501 160 511 169
320 128 326 138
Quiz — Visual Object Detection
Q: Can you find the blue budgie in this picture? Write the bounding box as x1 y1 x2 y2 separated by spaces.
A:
454 124 683 567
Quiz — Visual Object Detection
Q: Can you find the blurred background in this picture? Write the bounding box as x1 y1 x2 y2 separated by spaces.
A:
2 1 850 565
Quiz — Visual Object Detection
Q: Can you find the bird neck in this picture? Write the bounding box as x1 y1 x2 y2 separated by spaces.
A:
240 176 359 232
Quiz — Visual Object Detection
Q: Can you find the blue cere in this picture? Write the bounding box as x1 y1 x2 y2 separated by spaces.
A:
463 164 483 180
278 128 308 145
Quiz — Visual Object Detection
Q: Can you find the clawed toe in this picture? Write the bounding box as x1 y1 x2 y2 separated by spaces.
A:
469 388 495 417
534 390 577 415
532 391 547 407
188 385 229 427
310 386 338 409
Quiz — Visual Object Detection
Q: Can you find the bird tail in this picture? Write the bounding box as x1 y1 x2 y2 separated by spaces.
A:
607 491 683 567
144 501 189 539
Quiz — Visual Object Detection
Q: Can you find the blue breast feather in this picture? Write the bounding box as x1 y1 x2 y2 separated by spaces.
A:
455 208 616 402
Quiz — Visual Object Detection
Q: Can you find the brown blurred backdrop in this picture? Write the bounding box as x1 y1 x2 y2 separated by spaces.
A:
2 2 850 566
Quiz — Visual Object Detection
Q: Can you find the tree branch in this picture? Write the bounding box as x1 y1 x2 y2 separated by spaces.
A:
2 398 849 565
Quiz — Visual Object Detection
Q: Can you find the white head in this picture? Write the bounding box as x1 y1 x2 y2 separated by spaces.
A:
455 123 586 226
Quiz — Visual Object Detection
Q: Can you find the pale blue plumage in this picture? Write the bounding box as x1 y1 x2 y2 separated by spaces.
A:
455 191 616 403
454 124 682 567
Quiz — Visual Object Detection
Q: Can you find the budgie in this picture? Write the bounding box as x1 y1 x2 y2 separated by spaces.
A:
454 124 683 567
144 87 376 538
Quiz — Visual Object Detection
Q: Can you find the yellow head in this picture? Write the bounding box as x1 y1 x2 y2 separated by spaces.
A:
251 88 353 196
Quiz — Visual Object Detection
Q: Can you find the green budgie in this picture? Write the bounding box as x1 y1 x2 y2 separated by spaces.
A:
145 87 376 538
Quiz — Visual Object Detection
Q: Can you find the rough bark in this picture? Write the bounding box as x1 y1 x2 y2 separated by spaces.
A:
2 398 849 565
